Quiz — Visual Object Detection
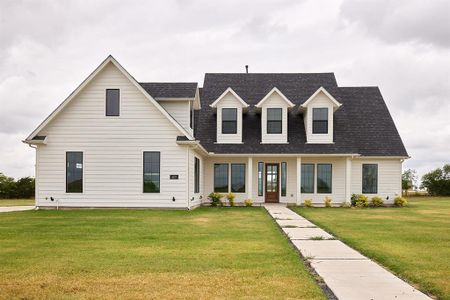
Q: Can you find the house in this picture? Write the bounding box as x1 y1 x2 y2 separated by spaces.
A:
24 56 408 208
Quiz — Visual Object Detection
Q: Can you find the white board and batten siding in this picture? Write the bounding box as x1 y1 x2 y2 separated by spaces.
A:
260 93 289 144
35 62 190 208
215 91 244 144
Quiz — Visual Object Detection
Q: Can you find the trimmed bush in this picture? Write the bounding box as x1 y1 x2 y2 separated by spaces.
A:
226 193 235 207
350 194 358 206
244 198 253 207
394 196 407 207
371 196 384 207
303 199 313 208
208 193 224 207
324 196 332 208
355 194 369 208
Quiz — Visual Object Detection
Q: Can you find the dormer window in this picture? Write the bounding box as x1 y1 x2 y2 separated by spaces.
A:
312 108 328 134
222 108 237 134
267 108 282 134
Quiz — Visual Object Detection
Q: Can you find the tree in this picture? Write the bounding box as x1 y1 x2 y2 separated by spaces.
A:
402 169 417 196
421 164 450 196
0 173 16 198
14 177 35 198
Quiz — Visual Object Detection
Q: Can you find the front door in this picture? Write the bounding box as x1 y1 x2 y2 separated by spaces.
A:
265 163 279 203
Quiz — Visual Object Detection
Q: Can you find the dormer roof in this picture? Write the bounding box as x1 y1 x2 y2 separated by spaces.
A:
209 87 249 109
300 86 342 111
255 87 295 109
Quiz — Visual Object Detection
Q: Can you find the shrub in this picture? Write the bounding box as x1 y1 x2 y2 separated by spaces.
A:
354 194 369 208
371 196 384 207
303 199 313 208
394 196 407 207
244 198 253 207
350 194 358 206
340 201 351 208
226 193 235 207
208 192 224 207
324 196 332 207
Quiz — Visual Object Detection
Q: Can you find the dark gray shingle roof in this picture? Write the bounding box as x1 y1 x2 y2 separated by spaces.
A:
194 73 407 157
139 82 197 98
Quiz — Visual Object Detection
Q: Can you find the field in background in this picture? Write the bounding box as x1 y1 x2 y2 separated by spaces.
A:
0 199 34 206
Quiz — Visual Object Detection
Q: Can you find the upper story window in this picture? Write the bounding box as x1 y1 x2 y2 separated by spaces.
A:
222 108 237 134
312 108 328 134
106 89 120 116
267 108 282 134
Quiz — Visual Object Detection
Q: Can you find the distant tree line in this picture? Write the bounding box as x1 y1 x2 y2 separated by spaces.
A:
0 173 35 199
420 164 450 196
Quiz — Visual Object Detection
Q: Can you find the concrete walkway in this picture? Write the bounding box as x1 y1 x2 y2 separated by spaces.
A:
0 206 35 213
264 204 431 300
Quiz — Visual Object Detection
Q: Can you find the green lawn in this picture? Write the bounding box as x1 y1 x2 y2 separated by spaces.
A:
293 197 450 300
0 208 325 299
0 199 35 206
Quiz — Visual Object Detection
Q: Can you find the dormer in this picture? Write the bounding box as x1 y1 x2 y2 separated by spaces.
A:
300 87 342 144
256 87 295 144
210 88 249 144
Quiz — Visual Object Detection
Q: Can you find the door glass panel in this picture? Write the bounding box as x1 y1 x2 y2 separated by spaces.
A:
266 165 278 192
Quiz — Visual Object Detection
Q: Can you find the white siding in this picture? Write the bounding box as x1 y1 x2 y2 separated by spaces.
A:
261 93 289 144
188 148 205 208
159 100 192 135
305 91 334 144
351 158 402 204
216 92 244 144
35 62 190 208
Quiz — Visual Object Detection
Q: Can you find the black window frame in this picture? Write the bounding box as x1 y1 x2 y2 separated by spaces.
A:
317 164 332 194
267 108 283 134
258 162 264 196
312 107 328 134
106 89 120 117
143 151 160 193
221 108 237 134
66 151 83 193
301 163 314 193
362 164 378 194
194 157 200 194
231 163 246 193
214 163 229 193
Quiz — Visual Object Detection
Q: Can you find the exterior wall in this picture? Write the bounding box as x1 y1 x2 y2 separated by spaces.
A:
188 147 205 208
261 93 289 144
35 62 190 208
351 158 402 204
159 100 192 135
215 92 243 144
305 91 334 144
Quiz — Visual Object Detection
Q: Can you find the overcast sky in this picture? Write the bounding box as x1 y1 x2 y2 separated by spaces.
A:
1 0 449 181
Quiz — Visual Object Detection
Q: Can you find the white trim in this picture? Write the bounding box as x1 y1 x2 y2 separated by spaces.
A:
23 136 48 145
25 55 194 141
255 87 295 108
209 87 249 108
207 153 361 157
300 86 342 110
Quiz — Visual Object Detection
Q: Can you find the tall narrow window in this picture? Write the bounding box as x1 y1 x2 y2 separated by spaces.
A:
258 162 264 196
362 164 378 194
301 164 314 193
312 108 328 134
214 164 229 192
222 108 237 134
66 152 83 193
267 108 282 134
194 157 200 193
281 162 287 196
106 89 120 116
143 152 160 193
317 164 332 193
231 164 246 193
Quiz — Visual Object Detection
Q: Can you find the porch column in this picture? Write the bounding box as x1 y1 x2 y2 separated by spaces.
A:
247 157 253 200
296 157 302 205
345 157 352 203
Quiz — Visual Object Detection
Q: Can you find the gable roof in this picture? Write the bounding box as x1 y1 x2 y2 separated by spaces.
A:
209 87 249 108
255 87 295 108
139 82 197 99
300 86 342 110
25 55 194 142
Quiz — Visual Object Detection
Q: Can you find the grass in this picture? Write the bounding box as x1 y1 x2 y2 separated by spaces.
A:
0 199 35 206
293 197 450 300
0 207 325 299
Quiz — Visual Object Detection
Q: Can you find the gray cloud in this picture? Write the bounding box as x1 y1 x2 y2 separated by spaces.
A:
0 0 448 180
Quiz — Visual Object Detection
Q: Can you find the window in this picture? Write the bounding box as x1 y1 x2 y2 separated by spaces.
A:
214 164 229 192
281 162 287 196
312 108 328 134
66 152 83 193
267 108 282 134
258 162 264 196
194 157 200 193
222 108 237 134
317 164 332 193
106 89 120 116
143 152 160 193
301 164 314 193
362 164 378 194
231 164 245 193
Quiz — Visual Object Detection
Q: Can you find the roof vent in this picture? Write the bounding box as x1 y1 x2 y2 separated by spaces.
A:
245 65 249 73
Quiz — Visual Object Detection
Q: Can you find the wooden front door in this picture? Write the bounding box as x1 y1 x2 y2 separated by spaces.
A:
265 163 279 203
